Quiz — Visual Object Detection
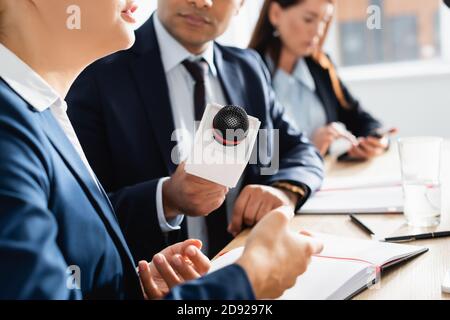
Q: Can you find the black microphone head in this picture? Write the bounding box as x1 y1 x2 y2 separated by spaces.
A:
445 0 450 8
213 105 249 146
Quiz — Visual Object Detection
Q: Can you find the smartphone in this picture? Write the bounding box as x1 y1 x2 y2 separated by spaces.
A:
369 128 398 139
337 152 366 162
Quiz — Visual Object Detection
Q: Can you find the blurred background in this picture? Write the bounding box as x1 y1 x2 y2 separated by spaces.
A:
134 0 450 138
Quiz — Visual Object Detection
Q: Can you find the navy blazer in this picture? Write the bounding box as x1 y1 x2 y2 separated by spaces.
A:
67 16 324 263
304 57 381 137
0 79 253 300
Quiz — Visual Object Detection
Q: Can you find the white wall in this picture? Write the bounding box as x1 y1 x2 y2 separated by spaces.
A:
133 0 155 28
340 64 450 138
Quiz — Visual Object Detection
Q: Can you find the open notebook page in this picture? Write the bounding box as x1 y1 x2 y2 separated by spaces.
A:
210 233 427 300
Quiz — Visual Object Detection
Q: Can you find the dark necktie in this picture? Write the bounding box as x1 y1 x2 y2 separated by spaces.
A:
181 59 208 122
182 59 232 258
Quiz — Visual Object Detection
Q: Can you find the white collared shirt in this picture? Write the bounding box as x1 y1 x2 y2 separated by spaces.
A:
153 13 229 254
271 58 327 139
0 43 99 188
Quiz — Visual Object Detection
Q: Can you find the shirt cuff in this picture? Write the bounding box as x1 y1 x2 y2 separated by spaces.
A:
156 177 184 232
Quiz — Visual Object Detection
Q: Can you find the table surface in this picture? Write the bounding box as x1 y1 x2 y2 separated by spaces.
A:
218 143 450 300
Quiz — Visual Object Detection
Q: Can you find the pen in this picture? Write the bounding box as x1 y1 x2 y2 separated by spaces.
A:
380 231 450 243
349 214 375 236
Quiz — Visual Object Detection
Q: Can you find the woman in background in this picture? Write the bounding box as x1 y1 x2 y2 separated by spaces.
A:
250 0 395 158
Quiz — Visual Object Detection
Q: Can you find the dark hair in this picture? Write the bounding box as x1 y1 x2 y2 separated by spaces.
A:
249 0 305 71
249 0 350 109
0 9 3 43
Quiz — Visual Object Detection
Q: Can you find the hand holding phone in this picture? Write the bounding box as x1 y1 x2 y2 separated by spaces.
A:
370 127 398 139
338 128 398 162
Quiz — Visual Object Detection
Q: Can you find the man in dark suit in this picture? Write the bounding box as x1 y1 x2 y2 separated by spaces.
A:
67 0 324 260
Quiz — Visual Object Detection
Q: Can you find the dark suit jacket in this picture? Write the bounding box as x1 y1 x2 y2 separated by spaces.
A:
67 16 324 263
304 56 381 137
0 79 254 300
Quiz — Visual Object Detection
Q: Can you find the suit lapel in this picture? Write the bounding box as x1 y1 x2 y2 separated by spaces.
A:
129 16 177 175
213 45 254 188
214 45 249 111
37 110 137 269
305 57 336 123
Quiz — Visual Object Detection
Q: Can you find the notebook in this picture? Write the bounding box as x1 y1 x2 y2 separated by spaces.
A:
299 176 404 214
210 232 427 300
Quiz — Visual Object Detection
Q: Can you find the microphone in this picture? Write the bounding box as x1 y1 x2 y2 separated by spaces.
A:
185 103 261 187
212 105 249 146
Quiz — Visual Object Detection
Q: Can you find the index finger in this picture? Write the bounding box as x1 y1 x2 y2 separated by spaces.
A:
152 254 182 289
186 174 229 193
259 205 294 230
138 261 164 299
184 245 211 275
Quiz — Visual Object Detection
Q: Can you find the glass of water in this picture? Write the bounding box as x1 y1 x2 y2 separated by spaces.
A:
398 137 443 227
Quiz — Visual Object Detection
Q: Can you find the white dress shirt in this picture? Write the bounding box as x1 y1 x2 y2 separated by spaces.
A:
153 14 229 254
0 43 99 188
267 56 328 139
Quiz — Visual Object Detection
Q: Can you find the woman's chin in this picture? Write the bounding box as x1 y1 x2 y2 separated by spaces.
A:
91 33 135 63
111 28 136 52
302 47 314 57
120 23 136 48
121 32 136 50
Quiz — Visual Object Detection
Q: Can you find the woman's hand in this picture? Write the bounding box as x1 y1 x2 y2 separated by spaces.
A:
347 136 389 160
312 123 357 156
138 239 211 299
